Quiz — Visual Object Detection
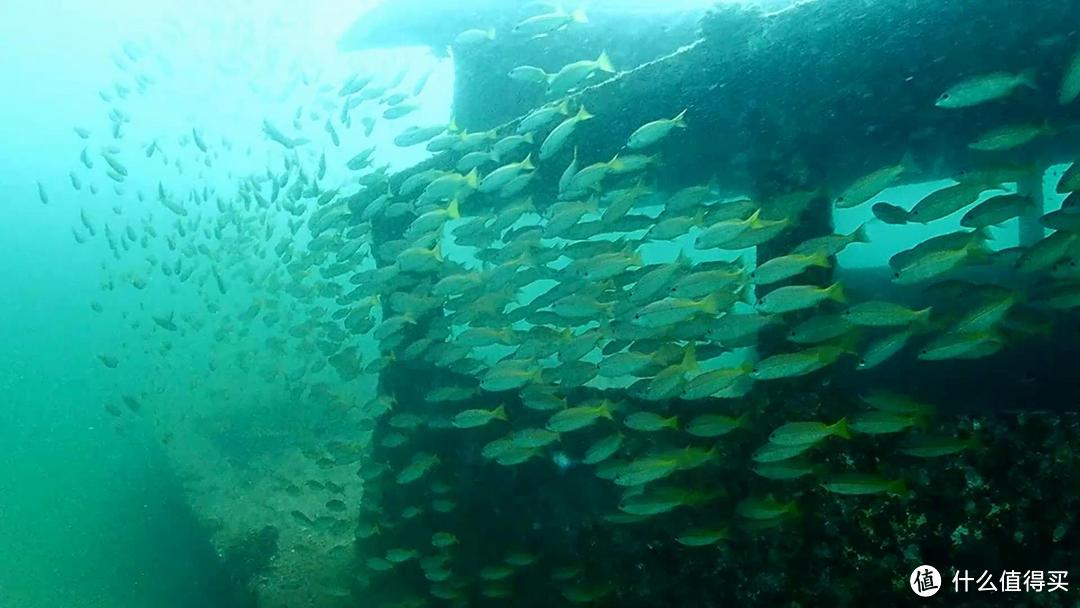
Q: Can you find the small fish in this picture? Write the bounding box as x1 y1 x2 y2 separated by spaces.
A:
757 282 845 315
918 331 1003 360
752 252 830 285
1057 162 1080 194
432 532 458 548
623 412 678 432
753 459 819 481
612 455 680 487
479 155 536 193
860 391 936 417
908 182 992 224
394 124 446 147
122 396 141 412
36 181 49 205
633 294 722 328
793 224 870 257
452 404 508 428
685 414 747 437
681 365 753 399
935 69 1037 108
850 410 925 435
843 301 931 327
1059 45 1080 104
960 193 1034 228
736 496 798 520
695 209 763 249
454 28 495 46
626 109 688 149
383 104 419 119
751 345 846 381
857 329 913 370
512 7 588 38
492 132 534 161
481 359 541 392
540 106 594 160
98 354 119 368
510 65 553 85
752 441 815 463
892 243 982 285
969 122 1050 151
769 418 851 446
385 548 419 563
1016 231 1077 273
548 51 615 97
675 527 729 547
548 403 614 433
583 433 623 465
835 156 915 208
821 473 910 497
899 435 979 458
518 99 570 133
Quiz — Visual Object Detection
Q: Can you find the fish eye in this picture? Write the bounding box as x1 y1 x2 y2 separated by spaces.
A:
893 271 901 278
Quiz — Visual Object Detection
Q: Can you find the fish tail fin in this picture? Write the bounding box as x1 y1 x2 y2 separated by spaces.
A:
810 251 832 268
523 132 535 144
446 197 461 220
521 153 535 171
1018 67 1039 90
572 8 589 23
577 105 594 121
745 208 763 227
915 306 933 325
827 282 847 304
674 248 692 267
486 28 497 40
665 416 680 430
832 417 852 440
596 50 615 73
699 293 721 316
673 108 688 128
852 222 871 244
493 404 508 421
599 402 614 420
464 168 479 188
681 342 698 372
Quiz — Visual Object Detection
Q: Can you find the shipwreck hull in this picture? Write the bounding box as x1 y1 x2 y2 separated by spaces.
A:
345 1 1080 606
